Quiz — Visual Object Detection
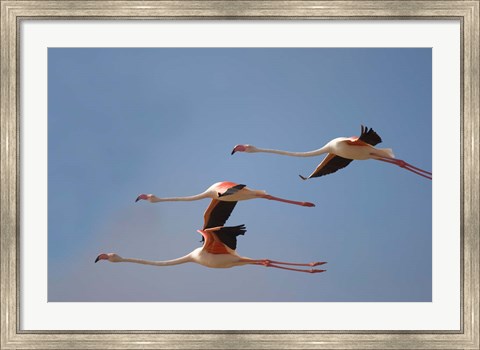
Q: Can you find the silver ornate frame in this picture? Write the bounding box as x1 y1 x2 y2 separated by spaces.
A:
1 1 478 349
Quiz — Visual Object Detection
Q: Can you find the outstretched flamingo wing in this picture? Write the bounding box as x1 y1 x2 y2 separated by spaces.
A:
203 199 238 230
198 229 230 254
202 182 246 229
201 199 239 245
300 153 353 179
358 125 382 146
217 184 246 198
345 125 383 146
198 225 246 254
214 225 246 250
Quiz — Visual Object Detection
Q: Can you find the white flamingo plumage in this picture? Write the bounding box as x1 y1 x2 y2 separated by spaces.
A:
135 181 315 207
95 198 326 273
231 125 432 180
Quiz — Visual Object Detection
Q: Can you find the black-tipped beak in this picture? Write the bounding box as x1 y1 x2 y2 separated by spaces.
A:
94 256 100 263
135 196 140 203
231 149 236 155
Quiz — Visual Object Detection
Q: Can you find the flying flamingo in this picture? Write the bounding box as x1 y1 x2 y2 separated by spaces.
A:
95 199 326 273
135 181 315 207
231 125 432 180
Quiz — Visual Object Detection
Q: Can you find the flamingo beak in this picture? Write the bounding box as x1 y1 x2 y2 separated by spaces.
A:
95 253 110 263
135 194 148 202
231 145 247 155
231 145 242 155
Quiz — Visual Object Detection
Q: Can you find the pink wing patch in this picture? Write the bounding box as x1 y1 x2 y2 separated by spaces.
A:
215 181 239 194
345 137 370 146
198 229 230 255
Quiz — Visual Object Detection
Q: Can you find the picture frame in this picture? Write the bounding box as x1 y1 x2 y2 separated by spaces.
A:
1 1 478 349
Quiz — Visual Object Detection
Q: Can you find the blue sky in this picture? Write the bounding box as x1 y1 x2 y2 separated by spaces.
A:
48 48 432 302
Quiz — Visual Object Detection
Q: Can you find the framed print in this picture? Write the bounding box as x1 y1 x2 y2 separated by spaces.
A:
1 1 478 349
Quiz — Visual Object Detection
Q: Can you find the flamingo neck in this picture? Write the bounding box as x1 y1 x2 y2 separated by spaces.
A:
120 254 193 267
252 146 328 157
150 192 210 202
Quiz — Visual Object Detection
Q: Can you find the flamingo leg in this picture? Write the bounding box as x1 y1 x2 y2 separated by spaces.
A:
373 156 432 180
248 259 326 267
242 259 327 273
378 158 432 180
251 262 326 273
400 161 432 175
262 195 315 207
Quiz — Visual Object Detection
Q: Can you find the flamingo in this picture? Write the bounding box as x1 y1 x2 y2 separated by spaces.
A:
95 199 326 273
135 181 315 207
231 125 432 180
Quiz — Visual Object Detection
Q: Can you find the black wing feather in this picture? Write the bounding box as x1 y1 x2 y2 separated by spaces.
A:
308 156 353 178
201 200 239 245
358 125 382 146
217 184 246 197
214 225 246 250
203 200 237 229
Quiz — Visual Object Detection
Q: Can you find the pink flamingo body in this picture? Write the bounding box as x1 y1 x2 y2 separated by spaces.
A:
135 181 315 207
231 125 432 180
96 199 326 274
